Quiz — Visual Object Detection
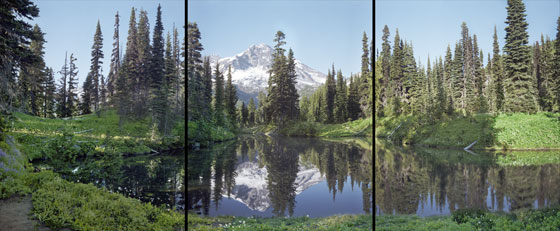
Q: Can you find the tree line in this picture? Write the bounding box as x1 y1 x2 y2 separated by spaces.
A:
0 1 185 137
188 22 373 132
375 0 560 118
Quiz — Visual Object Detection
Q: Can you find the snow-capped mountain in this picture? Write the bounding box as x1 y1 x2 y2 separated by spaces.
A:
211 160 325 212
209 44 327 104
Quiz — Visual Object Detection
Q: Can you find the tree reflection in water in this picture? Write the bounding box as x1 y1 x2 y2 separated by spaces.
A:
187 136 373 217
375 139 560 216
37 149 185 210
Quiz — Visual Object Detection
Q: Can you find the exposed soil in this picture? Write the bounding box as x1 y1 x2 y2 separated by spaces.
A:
0 195 51 231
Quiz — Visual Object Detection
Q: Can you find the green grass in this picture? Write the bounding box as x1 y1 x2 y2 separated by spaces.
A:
188 213 372 231
495 150 560 166
10 110 183 160
187 120 236 147
273 117 373 138
376 207 560 231
376 112 560 150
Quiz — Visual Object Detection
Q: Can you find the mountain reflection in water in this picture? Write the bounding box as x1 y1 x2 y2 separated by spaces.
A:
375 139 560 217
187 136 373 217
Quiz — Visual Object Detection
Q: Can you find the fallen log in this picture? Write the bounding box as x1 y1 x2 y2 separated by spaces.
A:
464 140 477 150
387 123 402 139
74 129 93 134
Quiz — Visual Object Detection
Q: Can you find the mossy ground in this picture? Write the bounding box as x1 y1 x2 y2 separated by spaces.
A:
188 213 372 231
376 112 560 150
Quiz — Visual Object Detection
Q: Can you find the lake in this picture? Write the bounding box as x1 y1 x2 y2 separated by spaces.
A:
375 139 560 217
32 149 185 210
187 136 373 218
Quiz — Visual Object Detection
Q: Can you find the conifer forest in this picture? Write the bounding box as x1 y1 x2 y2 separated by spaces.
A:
376 0 560 230
0 0 185 230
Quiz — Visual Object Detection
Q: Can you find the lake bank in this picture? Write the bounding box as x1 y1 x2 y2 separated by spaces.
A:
189 213 372 231
0 111 185 230
241 117 373 138
375 112 560 150
376 207 560 231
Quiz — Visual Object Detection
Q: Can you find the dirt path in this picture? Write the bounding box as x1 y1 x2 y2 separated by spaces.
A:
0 195 51 231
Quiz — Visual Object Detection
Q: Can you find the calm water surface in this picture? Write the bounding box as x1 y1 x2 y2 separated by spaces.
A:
33 149 185 210
187 136 373 217
375 139 560 217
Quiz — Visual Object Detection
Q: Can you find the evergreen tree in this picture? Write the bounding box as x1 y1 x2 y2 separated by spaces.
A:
248 97 256 125
80 72 93 115
26 24 46 116
151 4 166 118
554 17 560 110
256 91 266 124
187 21 203 122
444 44 454 113
159 32 175 135
213 62 225 126
334 70 347 123
136 9 151 117
201 56 213 119
503 0 536 112
402 41 417 114
57 52 69 118
90 20 104 113
225 65 238 129
453 42 464 110
67 54 78 117
241 101 248 127
0 0 39 111
107 11 120 103
265 31 299 126
493 25 505 112
359 32 371 117
436 56 446 117
380 25 391 117
43 67 56 118
391 29 404 116
299 95 310 121
325 67 336 123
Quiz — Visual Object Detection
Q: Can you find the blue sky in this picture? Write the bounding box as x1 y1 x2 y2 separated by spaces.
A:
375 0 559 68
31 0 185 86
188 0 373 78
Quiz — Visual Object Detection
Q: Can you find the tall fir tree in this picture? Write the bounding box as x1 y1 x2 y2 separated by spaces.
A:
187 21 203 122
359 32 371 117
26 24 46 116
325 67 336 123
554 17 560 110
136 9 151 117
107 11 120 103
43 67 56 118
57 52 69 118
248 97 256 125
66 54 78 117
90 20 104 113
492 25 505 112
224 65 238 129
334 70 347 122
151 4 166 119
80 72 93 115
213 62 225 126
391 29 403 116
380 25 391 117
201 56 213 119
503 0 536 112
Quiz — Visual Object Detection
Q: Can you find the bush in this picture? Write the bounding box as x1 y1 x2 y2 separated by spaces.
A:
31 172 184 230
